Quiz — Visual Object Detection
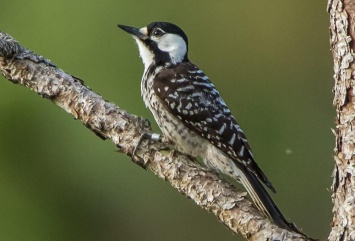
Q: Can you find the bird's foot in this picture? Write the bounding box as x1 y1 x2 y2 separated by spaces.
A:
131 132 162 160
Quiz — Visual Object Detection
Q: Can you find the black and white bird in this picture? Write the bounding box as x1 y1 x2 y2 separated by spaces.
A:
118 22 303 234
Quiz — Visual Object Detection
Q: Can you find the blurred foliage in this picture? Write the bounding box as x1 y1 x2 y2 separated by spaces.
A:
0 1 333 241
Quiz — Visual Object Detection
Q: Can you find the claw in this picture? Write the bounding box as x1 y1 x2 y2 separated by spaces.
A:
131 132 162 160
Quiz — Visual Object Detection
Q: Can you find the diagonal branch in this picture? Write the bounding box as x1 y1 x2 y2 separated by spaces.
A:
0 31 309 241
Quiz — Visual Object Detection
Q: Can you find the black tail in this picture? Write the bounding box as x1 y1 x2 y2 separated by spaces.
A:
232 162 306 236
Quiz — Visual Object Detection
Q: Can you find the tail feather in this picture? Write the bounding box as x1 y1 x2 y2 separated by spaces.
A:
231 162 306 236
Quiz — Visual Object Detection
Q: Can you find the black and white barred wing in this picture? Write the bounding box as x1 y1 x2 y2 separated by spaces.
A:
153 63 275 191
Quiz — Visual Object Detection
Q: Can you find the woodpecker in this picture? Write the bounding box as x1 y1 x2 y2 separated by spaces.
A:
118 22 303 234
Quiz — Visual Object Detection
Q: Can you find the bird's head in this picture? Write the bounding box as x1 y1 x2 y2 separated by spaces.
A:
118 22 189 69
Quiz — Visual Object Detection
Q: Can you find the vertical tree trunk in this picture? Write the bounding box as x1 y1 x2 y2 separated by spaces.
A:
328 0 355 240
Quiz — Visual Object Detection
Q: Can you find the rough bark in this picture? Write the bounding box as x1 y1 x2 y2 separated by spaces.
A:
0 31 310 240
328 0 355 240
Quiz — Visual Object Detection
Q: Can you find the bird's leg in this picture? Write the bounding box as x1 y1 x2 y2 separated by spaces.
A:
131 132 161 159
130 117 175 161
133 130 177 156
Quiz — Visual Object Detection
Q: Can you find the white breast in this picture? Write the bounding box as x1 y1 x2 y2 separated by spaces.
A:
140 67 209 158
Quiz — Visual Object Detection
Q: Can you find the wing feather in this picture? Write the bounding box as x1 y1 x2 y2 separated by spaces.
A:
153 62 275 191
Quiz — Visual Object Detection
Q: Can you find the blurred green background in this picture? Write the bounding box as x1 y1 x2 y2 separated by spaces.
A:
0 1 333 241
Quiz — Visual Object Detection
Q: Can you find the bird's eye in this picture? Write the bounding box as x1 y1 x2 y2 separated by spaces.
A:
152 28 165 37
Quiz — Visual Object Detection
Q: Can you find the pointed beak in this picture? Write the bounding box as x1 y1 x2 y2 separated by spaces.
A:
118 24 148 40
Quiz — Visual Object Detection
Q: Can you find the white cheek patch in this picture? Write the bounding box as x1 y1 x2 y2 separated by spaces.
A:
157 33 187 64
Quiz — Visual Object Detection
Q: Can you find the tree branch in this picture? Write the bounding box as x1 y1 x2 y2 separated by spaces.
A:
0 31 309 241
328 1 355 240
